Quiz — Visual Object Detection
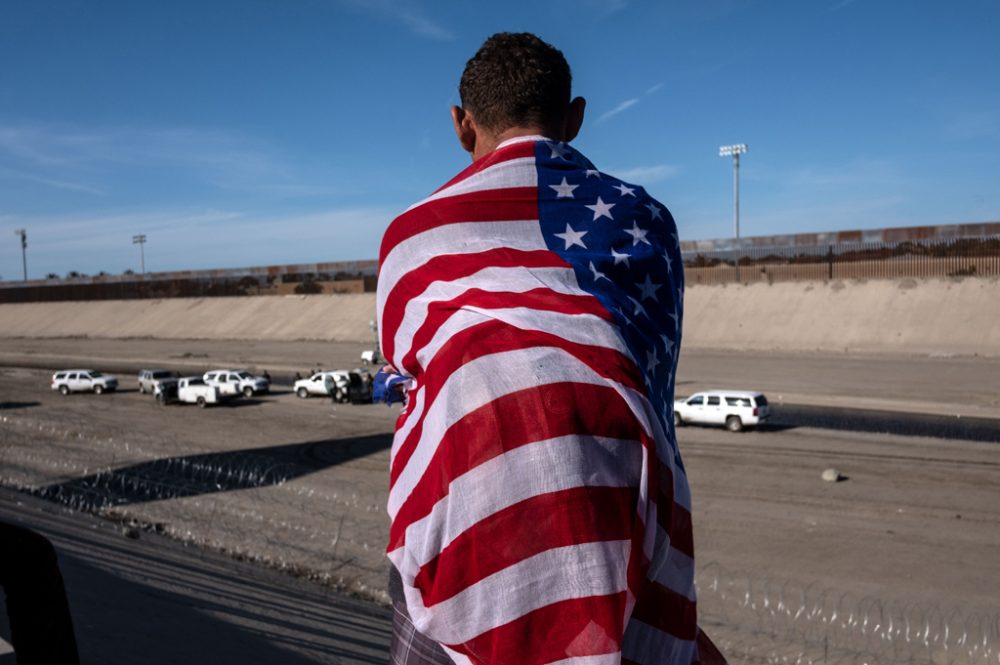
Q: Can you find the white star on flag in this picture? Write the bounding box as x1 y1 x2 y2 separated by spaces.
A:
646 347 660 374
662 249 673 273
589 261 610 282
667 305 680 330
624 221 651 246
636 274 662 302
549 142 571 159
549 177 578 198
660 333 675 358
626 295 648 319
645 202 663 220
585 197 615 221
615 306 635 327
613 183 636 197
611 248 631 267
554 223 588 249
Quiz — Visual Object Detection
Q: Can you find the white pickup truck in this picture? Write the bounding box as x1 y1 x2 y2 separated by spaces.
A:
156 377 221 407
203 369 269 398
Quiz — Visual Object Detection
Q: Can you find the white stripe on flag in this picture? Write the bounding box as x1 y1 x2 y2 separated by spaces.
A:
414 307 629 376
404 155 538 213
378 220 546 337
405 540 633 646
387 346 657 516
391 265 582 367
648 525 697 602
397 434 643 573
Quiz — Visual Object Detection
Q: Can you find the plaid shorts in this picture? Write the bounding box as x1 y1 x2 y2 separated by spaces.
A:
388 567 453 665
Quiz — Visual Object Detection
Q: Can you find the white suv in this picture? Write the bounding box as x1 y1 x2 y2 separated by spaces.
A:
51 369 119 395
673 390 770 432
203 370 269 398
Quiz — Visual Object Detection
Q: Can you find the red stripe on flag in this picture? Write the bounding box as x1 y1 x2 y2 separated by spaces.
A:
388 380 649 550
449 593 627 665
400 287 613 375
388 318 644 485
415 485 639 606
630 579 698 642
656 495 693 560
380 249 568 363
380 187 538 264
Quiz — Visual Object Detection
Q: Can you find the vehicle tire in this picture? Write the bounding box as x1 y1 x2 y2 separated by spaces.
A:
197 396 207 408
243 386 254 398
673 411 683 427
59 385 70 396
93 385 104 395
296 387 308 399
725 416 743 432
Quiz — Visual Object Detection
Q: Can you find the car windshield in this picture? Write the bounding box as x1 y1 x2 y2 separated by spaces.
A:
237 372 252 379
87 371 102 378
187 378 205 385
152 371 173 379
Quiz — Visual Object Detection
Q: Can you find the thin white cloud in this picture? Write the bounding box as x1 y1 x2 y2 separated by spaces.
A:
0 123 335 197
5 204 397 275
611 164 679 184
597 98 639 124
337 0 453 40
0 165 105 195
596 82 665 125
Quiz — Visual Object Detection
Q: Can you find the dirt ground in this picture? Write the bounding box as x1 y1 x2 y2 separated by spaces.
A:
1 337 999 657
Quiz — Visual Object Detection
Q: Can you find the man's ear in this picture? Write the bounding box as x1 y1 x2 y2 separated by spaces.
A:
562 96 586 143
451 105 477 156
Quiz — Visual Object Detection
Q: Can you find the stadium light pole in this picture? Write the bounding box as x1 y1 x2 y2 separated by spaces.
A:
132 234 147 274
14 229 27 280
718 144 748 239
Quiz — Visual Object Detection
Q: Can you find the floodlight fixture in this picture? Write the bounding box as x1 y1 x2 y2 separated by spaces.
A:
132 234 147 274
718 144 748 238
14 228 27 280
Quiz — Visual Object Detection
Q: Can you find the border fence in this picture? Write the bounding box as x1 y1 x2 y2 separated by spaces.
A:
2 223 999 302
681 222 1000 286
0 259 378 304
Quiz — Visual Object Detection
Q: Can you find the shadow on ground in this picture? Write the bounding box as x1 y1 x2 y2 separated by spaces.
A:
34 433 392 510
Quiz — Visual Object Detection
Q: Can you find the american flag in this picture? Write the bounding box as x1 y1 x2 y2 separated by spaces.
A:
377 136 723 664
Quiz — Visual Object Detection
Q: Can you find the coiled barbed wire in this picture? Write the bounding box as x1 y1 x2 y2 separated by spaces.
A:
696 562 999 665
2 418 997 659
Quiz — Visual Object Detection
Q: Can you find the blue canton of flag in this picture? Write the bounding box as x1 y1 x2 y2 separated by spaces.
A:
535 141 685 466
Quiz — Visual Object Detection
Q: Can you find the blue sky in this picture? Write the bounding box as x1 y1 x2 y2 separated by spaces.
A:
1 0 998 278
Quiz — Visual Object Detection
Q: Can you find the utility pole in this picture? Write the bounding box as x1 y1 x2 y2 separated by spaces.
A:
14 229 27 280
718 144 748 239
132 234 147 274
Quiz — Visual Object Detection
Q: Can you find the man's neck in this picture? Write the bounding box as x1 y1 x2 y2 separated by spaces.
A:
472 126 557 161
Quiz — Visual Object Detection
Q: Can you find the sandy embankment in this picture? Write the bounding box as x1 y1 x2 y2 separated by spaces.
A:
0 277 997 356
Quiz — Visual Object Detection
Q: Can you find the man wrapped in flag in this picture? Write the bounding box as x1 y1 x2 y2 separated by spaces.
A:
378 32 725 665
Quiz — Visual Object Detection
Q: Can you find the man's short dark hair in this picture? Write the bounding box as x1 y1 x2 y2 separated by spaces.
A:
459 32 572 133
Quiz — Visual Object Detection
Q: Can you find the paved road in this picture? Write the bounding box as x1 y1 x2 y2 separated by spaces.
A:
771 404 1000 443
0 489 392 665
